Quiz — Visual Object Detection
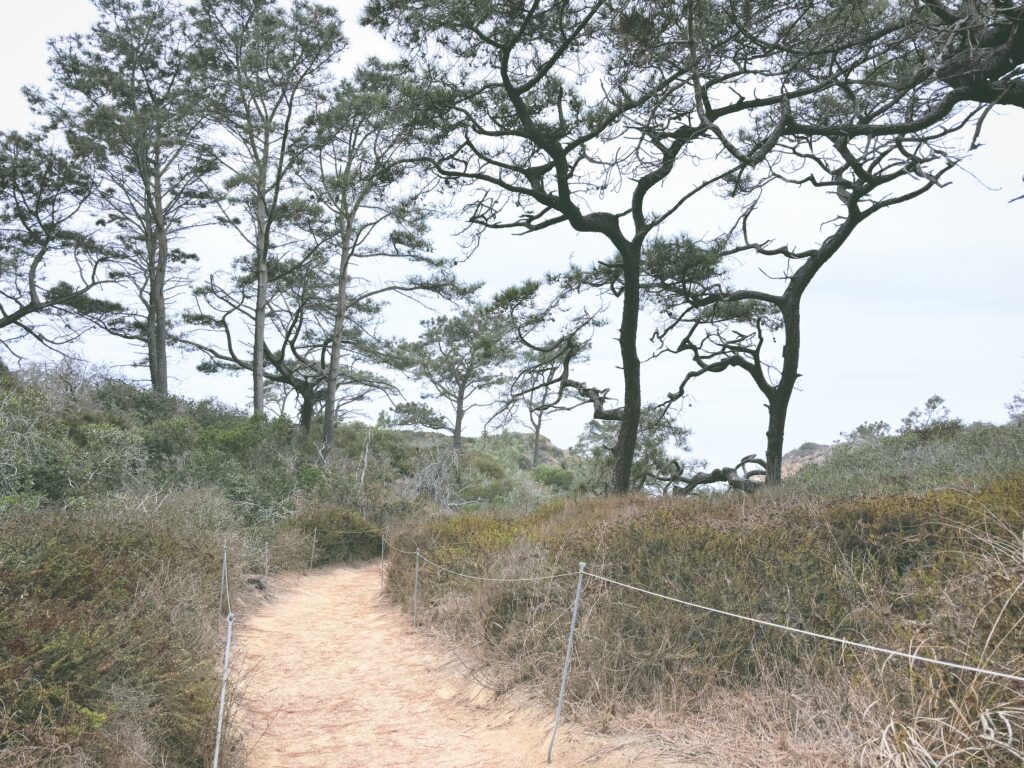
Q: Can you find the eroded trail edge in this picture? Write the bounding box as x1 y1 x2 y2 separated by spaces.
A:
234 563 678 768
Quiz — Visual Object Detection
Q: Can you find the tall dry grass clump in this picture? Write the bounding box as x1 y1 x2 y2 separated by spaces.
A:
0 491 236 766
385 468 1024 765
0 369 383 766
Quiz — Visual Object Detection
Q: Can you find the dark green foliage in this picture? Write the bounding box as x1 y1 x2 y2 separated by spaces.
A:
389 302 513 448
788 422 1024 498
573 405 691 493
2 370 580 529
898 395 965 442
188 417 320 521
842 420 892 441
0 131 121 354
142 415 203 460
284 506 382 565
40 0 219 393
0 372 324 519
0 501 228 764
1008 389 1024 425
331 422 422 478
467 452 505 480
531 464 575 491
390 401 449 432
94 379 187 424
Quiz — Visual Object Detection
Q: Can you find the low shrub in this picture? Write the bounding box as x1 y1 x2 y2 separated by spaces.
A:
283 505 382 566
0 492 245 766
386 477 1024 763
467 451 506 480
787 422 1024 499
531 464 574 491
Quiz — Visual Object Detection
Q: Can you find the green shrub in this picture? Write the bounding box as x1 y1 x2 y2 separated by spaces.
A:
468 451 507 480
180 417 321 521
143 415 202 460
531 464 574 491
94 378 182 424
472 431 566 471
283 505 382 566
788 422 1024 499
0 494 233 765
1 385 149 500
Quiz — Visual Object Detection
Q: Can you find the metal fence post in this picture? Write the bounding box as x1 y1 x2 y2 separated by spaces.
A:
309 527 318 571
264 540 269 577
547 562 586 764
212 612 235 768
413 547 421 627
380 534 386 593
219 542 227 614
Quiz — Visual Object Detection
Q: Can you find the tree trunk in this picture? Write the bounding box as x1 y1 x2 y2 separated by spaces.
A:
765 395 788 485
146 272 168 395
298 390 314 435
765 301 801 485
320 242 352 463
453 388 466 452
149 168 170 395
612 245 643 493
252 198 269 418
531 412 543 468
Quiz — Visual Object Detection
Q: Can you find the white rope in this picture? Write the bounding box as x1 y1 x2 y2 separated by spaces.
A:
315 529 381 535
584 570 1024 684
381 535 418 556
418 551 578 583
219 542 232 615
212 612 235 768
213 545 234 767
383 534 1023 683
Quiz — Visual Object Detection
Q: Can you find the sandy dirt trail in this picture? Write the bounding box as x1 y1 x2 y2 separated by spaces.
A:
233 564 691 768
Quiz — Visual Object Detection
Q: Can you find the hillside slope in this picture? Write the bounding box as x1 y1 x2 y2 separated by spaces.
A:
385 422 1024 765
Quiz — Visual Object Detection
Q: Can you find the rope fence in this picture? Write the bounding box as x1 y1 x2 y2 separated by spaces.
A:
210 531 1023 765
218 542 231 616
213 542 234 768
380 534 1024 763
209 528 380 765
584 570 1024 685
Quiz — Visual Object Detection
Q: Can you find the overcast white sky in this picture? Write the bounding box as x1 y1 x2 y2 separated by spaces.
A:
3 0 1022 467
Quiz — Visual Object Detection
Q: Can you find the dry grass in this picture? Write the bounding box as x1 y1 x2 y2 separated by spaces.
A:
0 489 317 768
385 477 1024 765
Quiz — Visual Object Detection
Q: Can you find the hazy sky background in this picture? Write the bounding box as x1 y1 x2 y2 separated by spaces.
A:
3 0 1022 468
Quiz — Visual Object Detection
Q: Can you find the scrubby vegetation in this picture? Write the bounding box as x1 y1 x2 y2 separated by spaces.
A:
3 0 1020 762
0 366 588 766
4 364 1023 766
0 370 359 766
0 375 275 766
386 421 1024 765
1 493 236 766
789 422 1024 499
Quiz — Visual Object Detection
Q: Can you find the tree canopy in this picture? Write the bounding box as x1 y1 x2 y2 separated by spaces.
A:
0 0 1017 495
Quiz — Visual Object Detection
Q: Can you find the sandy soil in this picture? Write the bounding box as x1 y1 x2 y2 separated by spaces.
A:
232 564 697 768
